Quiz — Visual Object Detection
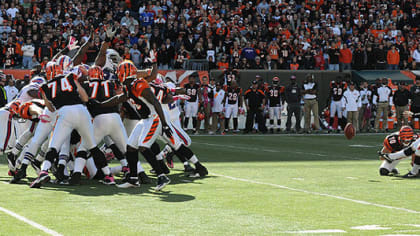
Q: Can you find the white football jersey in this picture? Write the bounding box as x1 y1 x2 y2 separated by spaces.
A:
16 83 40 103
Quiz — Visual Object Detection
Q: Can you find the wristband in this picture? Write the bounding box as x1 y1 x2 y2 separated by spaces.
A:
170 88 176 93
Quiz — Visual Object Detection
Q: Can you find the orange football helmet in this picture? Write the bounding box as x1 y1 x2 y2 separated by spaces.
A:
399 126 414 146
45 63 63 81
18 102 32 120
117 61 137 83
88 65 104 80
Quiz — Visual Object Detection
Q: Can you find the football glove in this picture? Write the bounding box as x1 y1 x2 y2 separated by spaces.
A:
162 125 173 137
105 26 117 42
67 36 79 51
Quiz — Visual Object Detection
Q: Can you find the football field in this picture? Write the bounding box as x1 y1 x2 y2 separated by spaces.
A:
1 134 420 236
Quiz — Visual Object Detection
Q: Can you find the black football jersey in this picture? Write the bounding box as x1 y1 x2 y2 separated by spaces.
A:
383 132 418 152
41 74 82 109
84 79 119 117
266 85 285 107
184 83 200 102
224 72 238 86
226 86 242 105
330 84 344 101
150 83 170 104
122 99 142 120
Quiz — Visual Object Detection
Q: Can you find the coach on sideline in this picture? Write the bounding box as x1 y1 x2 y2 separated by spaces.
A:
244 80 266 134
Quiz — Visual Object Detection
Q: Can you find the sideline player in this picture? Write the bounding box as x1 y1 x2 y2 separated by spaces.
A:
183 76 201 133
266 77 285 133
223 80 242 133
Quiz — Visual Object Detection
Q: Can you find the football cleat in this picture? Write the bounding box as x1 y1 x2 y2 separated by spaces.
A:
9 168 27 184
30 171 51 188
189 164 208 178
401 172 419 178
117 177 140 188
155 175 170 191
101 175 116 185
53 164 66 182
139 172 151 184
391 168 399 175
69 172 82 185
184 164 195 173
378 151 393 163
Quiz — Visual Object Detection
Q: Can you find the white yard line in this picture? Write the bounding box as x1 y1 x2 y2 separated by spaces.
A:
0 206 63 236
192 133 385 137
211 172 420 214
194 141 328 157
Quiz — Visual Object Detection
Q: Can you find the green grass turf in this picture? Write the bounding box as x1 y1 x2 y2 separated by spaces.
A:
1 134 420 236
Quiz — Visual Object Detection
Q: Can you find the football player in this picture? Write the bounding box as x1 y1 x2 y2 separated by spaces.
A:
1 100 20 174
30 62 113 188
183 75 201 133
223 80 242 133
327 79 345 131
378 126 415 176
265 77 285 133
97 60 173 190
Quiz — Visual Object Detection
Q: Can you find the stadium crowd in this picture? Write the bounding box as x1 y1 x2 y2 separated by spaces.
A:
0 0 419 70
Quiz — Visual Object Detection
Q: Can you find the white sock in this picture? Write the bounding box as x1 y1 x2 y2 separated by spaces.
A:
58 159 67 166
64 165 69 177
137 161 144 173
22 158 30 165
111 166 122 175
41 160 51 172
183 161 189 166
189 155 198 164
73 157 86 173
102 166 111 176
156 152 164 160
411 164 420 175
120 158 128 167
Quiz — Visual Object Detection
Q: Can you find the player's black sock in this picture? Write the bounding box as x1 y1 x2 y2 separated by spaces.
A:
175 145 194 160
192 117 197 130
90 147 107 168
151 142 161 155
126 149 138 178
175 151 187 163
184 118 189 129
277 119 281 127
329 117 334 127
109 144 124 160
140 148 163 175
224 118 229 131
233 118 238 130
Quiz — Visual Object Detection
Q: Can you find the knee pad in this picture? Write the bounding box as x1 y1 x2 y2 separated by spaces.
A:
379 168 390 176
76 151 88 160
414 156 420 165
45 148 58 163
90 147 107 168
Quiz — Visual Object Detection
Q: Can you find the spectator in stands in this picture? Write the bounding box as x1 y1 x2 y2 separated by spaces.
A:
37 36 52 61
353 44 366 70
290 57 299 70
251 56 264 69
365 45 376 69
393 82 410 129
21 38 34 69
387 45 400 70
339 44 352 70
241 42 257 61
412 44 420 68
327 43 340 71
4 77 18 103
217 55 229 70
374 44 387 69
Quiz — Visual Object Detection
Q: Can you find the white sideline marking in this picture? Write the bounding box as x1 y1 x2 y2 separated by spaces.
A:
195 142 328 157
346 177 358 180
292 178 304 181
349 144 375 148
0 206 62 236
351 225 391 230
282 229 346 234
211 173 420 214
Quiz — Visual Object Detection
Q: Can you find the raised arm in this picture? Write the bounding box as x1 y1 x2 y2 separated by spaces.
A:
72 31 93 66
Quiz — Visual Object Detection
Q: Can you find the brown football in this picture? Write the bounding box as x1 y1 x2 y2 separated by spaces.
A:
344 123 355 140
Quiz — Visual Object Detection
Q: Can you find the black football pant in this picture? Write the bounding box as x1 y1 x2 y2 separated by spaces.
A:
245 108 266 133
286 103 301 131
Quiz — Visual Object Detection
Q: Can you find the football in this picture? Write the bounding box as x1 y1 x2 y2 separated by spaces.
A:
344 123 355 140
